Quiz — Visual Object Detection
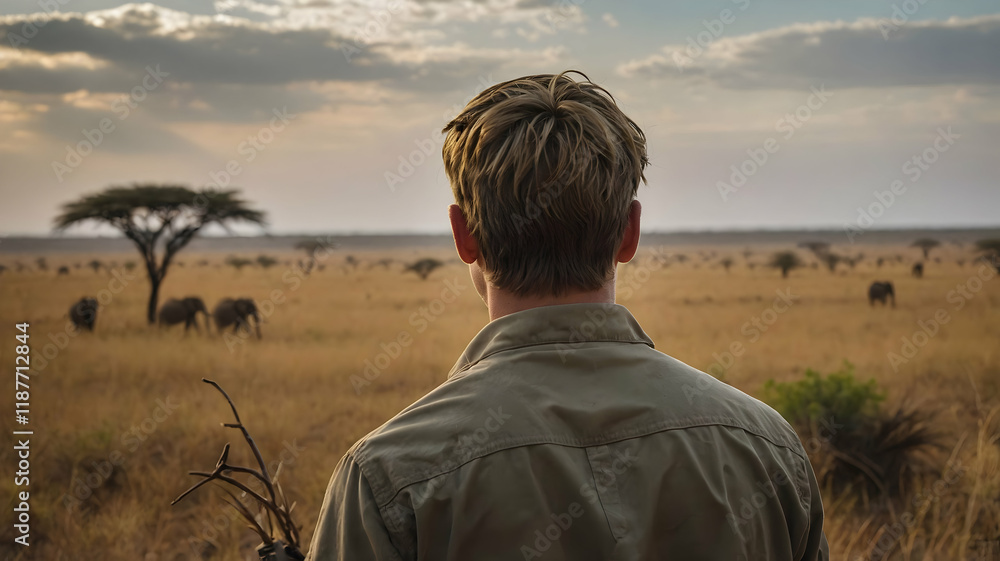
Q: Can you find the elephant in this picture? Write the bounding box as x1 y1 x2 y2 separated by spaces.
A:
912 262 924 278
70 297 98 331
213 298 261 339
57 266 70 276
159 297 209 332
868 281 895 307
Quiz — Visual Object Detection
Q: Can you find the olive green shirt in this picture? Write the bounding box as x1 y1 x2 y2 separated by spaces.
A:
308 303 829 561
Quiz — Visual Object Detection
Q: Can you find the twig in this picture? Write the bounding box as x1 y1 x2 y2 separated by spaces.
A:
171 379 302 556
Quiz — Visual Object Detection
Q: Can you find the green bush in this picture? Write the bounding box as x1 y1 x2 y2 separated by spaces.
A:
764 362 939 502
764 361 884 431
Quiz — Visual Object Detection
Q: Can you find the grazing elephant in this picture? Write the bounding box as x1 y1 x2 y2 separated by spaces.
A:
868 281 895 307
213 298 261 339
70 297 98 331
912 262 924 278
159 297 209 332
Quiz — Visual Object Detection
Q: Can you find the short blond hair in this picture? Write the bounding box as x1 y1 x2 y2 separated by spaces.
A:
442 71 648 296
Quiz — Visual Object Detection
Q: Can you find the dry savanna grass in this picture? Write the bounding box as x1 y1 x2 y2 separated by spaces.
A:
0 245 998 560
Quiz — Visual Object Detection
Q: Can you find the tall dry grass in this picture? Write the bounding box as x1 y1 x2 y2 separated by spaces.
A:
0 245 997 560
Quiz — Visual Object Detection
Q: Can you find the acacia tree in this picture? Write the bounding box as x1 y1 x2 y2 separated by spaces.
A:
55 184 265 324
769 251 803 278
911 238 941 259
405 258 444 280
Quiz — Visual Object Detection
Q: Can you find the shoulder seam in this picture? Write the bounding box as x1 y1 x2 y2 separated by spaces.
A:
363 418 806 508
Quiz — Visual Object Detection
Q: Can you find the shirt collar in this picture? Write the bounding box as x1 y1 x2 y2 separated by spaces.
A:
448 303 655 378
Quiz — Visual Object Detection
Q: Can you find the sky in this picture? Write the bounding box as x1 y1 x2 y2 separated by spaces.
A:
0 0 998 236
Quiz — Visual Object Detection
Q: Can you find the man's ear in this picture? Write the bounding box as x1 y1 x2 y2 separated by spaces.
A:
616 200 642 264
449 204 480 264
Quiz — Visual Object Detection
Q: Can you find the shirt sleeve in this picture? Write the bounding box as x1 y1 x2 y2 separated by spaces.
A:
306 453 404 561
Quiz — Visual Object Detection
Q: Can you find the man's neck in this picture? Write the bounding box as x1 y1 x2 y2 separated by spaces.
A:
484 282 616 322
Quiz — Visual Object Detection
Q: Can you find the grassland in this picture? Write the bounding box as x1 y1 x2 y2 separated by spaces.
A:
0 245 998 560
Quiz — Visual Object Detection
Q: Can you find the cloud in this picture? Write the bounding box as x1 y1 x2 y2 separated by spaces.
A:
0 3 567 94
602 13 618 29
618 14 1000 90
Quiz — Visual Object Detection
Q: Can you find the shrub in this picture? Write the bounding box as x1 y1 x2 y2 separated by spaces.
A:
764 362 940 502
764 361 884 433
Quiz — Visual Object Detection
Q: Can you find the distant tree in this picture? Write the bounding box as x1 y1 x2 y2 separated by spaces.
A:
124 260 137 271
822 253 843 273
294 239 338 266
256 255 278 269
975 239 1000 254
0 264 6 275
798 241 830 256
911 238 941 260
55 184 265 324
975 239 1000 271
769 251 803 278
35 257 48 271
720 257 734 273
344 255 359 271
88 259 103 273
57 265 70 275
405 258 444 280
226 256 254 271
297 259 314 276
